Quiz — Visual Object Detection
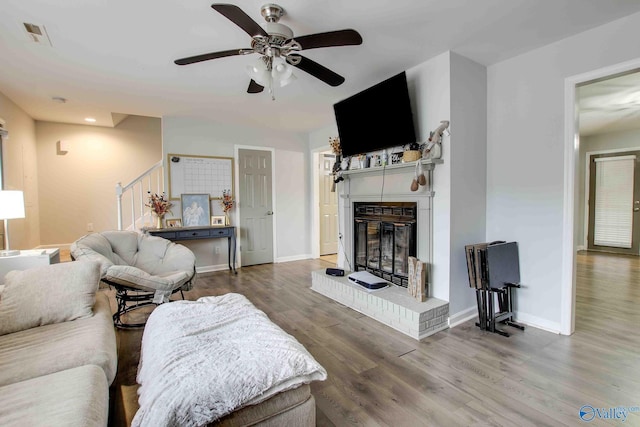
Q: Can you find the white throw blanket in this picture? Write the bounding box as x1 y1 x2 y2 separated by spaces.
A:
132 293 327 427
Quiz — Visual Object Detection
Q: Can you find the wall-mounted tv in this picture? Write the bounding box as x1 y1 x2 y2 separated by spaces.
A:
333 71 417 157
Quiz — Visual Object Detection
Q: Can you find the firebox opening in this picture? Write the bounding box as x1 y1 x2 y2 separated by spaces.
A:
353 202 417 287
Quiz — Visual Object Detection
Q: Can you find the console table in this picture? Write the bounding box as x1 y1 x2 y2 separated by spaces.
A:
145 226 237 273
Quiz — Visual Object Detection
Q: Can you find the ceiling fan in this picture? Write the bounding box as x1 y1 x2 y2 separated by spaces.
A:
174 3 363 99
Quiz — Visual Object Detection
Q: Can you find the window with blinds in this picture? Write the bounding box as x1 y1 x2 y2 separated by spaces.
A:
593 155 635 248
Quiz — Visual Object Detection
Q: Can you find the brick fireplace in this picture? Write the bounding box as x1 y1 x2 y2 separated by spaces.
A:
311 159 449 340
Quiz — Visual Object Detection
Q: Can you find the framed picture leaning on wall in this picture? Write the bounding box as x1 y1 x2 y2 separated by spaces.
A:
181 194 211 227
211 215 225 226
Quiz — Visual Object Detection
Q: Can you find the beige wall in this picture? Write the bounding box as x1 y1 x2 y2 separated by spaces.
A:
0 91 40 250
35 116 161 245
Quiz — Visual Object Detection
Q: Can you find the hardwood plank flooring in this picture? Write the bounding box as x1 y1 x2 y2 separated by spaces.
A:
109 251 640 426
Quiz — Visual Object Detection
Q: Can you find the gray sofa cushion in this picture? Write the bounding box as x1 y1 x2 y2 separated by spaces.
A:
0 365 109 427
0 291 118 387
0 261 99 336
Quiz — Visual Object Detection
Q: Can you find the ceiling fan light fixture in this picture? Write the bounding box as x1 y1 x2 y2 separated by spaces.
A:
271 56 293 85
246 58 270 86
278 72 296 88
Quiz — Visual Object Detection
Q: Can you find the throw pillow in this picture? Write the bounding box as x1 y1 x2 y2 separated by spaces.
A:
0 260 100 336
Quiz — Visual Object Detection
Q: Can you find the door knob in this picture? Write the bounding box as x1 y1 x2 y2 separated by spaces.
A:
266 211 274 215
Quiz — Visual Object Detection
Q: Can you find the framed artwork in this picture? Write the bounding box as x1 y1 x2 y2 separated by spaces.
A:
166 218 182 228
180 194 211 227
211 215 225 226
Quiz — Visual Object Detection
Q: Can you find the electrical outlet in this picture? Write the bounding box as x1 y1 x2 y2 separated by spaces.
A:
214 246 220 254
87 223 94 232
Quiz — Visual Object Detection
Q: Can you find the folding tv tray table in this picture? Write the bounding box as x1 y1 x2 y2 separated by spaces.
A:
465 241 525 337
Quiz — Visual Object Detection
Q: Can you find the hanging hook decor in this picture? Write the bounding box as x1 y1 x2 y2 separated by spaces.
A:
410 160 420 192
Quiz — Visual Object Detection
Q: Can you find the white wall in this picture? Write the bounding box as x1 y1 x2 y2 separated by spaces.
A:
577 128 640 247
487 11 640 332
408 52 452 302
406 52 487 322
35 116 161 245
0 91 40 250
161 116 310 269
448 52 487 319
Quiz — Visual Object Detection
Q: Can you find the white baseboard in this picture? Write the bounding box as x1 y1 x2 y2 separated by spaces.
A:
275 254 313 263
448 306 477 328
448 306 562 334
513 311 561 334
576 245 586 251
196 264 235 274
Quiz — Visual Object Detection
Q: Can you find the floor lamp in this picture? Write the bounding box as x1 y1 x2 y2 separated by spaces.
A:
0 190 25 257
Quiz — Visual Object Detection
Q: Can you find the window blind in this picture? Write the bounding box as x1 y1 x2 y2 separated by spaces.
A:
593 155 635 248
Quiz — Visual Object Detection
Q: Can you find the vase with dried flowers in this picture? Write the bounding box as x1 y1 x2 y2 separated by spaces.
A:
146 192 172 229
329 136 341 156
220 189 234 225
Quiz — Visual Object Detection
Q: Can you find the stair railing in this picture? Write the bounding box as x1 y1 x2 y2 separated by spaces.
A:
116 160 164 231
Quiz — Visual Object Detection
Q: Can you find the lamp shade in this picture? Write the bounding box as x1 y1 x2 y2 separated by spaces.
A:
0 191 25 220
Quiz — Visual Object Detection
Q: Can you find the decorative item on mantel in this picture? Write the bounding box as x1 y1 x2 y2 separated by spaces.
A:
423 120 450 160
146 192 172 229
407 256 427 302
403 142 421 163
410 159 428 192
329 136 345 192
220 189 234 225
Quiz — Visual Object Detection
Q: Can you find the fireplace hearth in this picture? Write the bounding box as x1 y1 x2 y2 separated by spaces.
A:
353 201 417 287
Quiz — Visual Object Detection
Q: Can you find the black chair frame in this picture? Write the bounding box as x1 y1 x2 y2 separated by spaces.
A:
103 267 195 329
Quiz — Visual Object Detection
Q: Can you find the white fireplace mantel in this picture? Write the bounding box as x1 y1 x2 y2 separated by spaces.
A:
341 158 442 177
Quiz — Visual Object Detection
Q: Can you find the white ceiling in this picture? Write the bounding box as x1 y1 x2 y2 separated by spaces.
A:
1 0 640 134
578 71 640 136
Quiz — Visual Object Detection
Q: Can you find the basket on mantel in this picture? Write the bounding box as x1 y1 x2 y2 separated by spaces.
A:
403 150 421 162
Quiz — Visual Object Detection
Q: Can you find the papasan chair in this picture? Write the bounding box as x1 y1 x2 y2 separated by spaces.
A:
71 230 196 328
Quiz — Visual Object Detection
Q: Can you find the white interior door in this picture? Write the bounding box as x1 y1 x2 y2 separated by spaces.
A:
238 149 274 266
319 154 338 255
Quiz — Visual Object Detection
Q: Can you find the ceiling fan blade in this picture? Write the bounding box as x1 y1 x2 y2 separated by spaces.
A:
211 4 268 38
289 29 362 50
175 49 245 65
247 79 264 93
292 55 345 87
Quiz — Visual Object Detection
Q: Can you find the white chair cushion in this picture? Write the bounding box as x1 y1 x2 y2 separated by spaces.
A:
71 231 196 304
106 265 191 293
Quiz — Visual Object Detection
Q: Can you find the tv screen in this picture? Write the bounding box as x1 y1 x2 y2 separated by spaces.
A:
333 71 417 157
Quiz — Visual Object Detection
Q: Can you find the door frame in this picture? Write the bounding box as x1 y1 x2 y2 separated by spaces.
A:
583 147 640 251
311 147 333 259
234 145 277 267
563 57 640 336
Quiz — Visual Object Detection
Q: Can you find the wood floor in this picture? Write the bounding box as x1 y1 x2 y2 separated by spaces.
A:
109 251 640 426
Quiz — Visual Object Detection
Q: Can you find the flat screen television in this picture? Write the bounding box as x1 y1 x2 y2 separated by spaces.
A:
333 71 417 157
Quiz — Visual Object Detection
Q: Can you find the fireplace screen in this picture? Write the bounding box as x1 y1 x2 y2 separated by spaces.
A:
353 202 417 287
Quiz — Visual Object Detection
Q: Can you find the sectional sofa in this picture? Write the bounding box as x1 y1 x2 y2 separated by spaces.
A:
0 261 118 426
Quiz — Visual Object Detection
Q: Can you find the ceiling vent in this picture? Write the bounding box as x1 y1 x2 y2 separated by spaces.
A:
23 22 52 46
